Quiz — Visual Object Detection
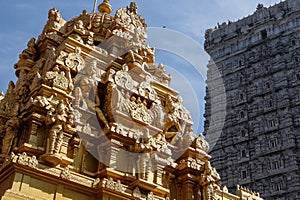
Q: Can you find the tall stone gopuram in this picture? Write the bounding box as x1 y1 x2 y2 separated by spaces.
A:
204 0 300 199
0 1 262 200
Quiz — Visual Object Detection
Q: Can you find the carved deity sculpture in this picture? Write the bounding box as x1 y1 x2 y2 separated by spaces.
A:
153 63 171 85
74 62 109 128
114 89 128 114
130 97 152 125
200 161 217 200
133 187 142 198
195 134 210 152
254 3 270 22
176 96 192 133
150 99 165 129
1 104 21 155
163 95 182 143
126 2 146 33
75 79 94 110
147 192 155 200
42 8 64 34
65 20 94 45
114 1 147 46
138 75 157 101
90 1 114 41
74 61 98 110
14 70 29 103
45 100 68 154
33 95 55 111
128 2 138 14
77 10 90 27
163 94 193 142
46 65 73 92
138 153 152 180
181 126 196 148
177 96 192 121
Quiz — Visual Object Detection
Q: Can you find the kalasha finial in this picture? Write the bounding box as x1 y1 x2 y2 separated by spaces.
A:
98 0 112 14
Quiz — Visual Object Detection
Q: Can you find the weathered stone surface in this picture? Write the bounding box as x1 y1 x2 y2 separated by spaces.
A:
204 0 300 199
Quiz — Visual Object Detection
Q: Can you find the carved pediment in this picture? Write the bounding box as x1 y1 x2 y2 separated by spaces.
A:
114 65 134 90
113 2 147 46
130 97 152 125
138 75 157 101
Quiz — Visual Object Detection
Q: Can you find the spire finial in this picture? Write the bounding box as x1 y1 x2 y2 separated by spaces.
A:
98 0 112 14
93 0 98 13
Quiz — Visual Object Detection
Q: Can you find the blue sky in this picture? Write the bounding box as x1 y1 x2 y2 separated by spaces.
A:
0 0 280 133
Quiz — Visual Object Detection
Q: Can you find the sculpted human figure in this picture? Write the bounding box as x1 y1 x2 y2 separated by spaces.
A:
42 8 63 34
33 94 55 111
15 70 29 100
72 20 93 40
63 65 74 91
112 87 129 115
115 90 131 114
200 161 217 200
162 95 186 144
45 100 68 154
175 96 191 132
91 14 101 33
2 104 21 155
85 60 99 82
164 95 181 132
138 153 152 180
195 134 210 152
124 92 131 112
117 89 126 111
150 99 165 128
74 79 95 111
129 2 138 14
46 65 73 91
74 67 109 129
65 20 94 44
78 10 90 27
91 8 113 40
74 61 99 109
66 112 75 131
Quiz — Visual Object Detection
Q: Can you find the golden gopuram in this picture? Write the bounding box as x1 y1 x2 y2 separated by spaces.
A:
0 1 263 200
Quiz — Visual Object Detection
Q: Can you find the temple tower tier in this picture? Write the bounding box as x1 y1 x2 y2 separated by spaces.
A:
0 1 262 200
